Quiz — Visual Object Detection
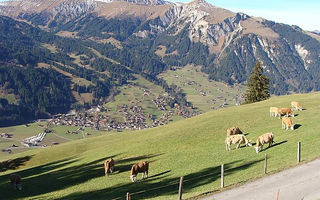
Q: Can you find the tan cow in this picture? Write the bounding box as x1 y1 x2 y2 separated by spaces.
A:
269 107 278 117
282 117 294 130
104 158 115 176
130 161 149 182
291 101 302 111
255 132 274 153
226 127 243 137
225 134 252 151
277 108 294 118
10 174 22 190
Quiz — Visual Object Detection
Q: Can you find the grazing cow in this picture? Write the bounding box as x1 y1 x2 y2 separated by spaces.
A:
282 117 294 130
225 134 252 151
291 101 302 111
269 107 278 117
277 108 294 118
10 174 22 190
130 161 149 182
104 158 115 176
226 127 243 137
255 132 274 153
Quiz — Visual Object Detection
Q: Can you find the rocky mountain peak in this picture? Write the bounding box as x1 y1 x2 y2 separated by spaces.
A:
189 0 208 4
96 0 168 5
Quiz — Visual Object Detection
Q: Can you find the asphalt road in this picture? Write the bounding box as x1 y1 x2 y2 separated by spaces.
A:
201 159 320 200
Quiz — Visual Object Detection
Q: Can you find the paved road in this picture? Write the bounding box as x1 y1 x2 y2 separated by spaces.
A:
202 159 320 200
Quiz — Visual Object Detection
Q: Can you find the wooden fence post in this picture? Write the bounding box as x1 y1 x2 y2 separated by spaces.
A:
126 192 131 200
297 142 301 163
221 164 224 188
178 176 184 200
264 154 268 174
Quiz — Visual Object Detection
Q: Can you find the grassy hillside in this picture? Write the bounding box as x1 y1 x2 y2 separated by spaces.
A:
1 92 320 200
158 65 245 112
0 122 104 156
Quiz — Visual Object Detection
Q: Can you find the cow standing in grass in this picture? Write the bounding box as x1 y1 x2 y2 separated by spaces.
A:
269 107 278 117
291 101 303 111
225 134 252 151
255 132 274 153
282 117 294 130
10 174 22 190
277 108 294 118
130 161 149 182
104 158 115 176
226 127 243 137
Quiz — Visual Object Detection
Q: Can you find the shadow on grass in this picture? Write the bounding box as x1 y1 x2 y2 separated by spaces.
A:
0 153 162 200
261 140 288 152
294 124 302 130
0 155 33 172
58 159 264 200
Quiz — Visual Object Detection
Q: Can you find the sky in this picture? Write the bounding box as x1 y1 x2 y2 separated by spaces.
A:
0 0 319 31
192 0 320 31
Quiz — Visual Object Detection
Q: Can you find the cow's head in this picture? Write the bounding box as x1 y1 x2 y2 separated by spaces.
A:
255 146 260 153
130 175 136 182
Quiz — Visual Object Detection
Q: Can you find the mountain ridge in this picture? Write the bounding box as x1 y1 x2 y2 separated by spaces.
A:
0 0 320 95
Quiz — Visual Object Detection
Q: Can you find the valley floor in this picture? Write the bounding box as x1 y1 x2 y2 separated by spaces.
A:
201 158 320 200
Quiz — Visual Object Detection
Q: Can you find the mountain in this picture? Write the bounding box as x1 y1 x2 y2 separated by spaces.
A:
312 30 320 35
0 0 320 124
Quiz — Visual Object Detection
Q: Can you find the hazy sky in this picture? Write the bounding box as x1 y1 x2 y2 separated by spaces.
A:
0 0 319 31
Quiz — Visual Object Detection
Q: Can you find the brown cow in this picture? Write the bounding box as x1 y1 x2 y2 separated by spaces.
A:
269 107 278 117
255 132 274 153
10 174 22 190
226 127 243 137
104 158 115 176
291 101 302 111
130 161 149 182
277 108 294 118
225 134 252 151
282 117 294 130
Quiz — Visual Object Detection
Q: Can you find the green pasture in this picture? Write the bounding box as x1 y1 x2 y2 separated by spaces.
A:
158 65 245 112
0 123 104 157
104 75 169 123
0 92 319 200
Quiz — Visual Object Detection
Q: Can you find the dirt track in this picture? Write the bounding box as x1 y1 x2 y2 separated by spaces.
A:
201 158 320 200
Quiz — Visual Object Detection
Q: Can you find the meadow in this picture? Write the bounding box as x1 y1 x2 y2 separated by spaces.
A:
0 92 320 200
158 65 245 112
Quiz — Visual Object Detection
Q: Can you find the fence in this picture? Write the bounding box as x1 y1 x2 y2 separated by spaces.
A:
116 142 302 200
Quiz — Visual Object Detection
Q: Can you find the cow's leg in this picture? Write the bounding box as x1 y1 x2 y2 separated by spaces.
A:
236 142 240 149
226 143 230 151
141 173 145 179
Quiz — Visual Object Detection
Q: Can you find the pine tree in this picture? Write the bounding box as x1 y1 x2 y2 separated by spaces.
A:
244 61 270 104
